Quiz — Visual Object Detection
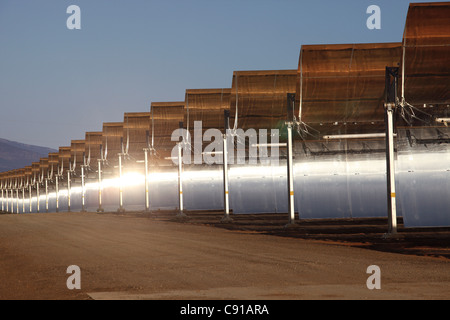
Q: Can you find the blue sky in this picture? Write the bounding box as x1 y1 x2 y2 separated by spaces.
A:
0 0 440 149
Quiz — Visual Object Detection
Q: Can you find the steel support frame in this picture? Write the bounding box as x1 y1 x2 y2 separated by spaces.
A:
97 159 104 213
80 165 87 212
176 142 186 218
384 67 399 235
221 110 232 223
143 148 150 212
117 153 125 213
285 93 296 226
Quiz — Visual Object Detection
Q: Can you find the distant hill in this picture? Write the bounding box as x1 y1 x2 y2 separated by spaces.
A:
0 138 57 172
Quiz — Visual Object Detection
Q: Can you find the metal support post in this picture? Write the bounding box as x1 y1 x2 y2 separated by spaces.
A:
55 175 59 212
144 148 150 212
286 122 295 225
29 185 32 213
6 189 9 213
384 67 399 236
97 159 104 213
117 154 125 213
67 170 71 212
176 142 186 218
221 110 232 223
22 188 25 213
45 179 49 213
285 93 296 227
385 104 398 234
28 183 33 213
176 121 187 218
16 189 19 214
36 182 40 213
81 165 87 212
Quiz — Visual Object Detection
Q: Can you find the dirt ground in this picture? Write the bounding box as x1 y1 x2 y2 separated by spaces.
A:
0 210 449 300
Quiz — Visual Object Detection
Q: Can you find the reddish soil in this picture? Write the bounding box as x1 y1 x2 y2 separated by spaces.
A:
0 211 449 300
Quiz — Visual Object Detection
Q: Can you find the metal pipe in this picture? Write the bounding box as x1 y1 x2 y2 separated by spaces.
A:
176 142 185 217
299 50 303 121
175 120 187 218
178 143 183 212
436 118 450 124
385 103 398 234
401 39 406 102
221 132 232 223
384 67 399 236
323 133 396 140
151 105 155 151
251 143 287 148
221 110 232 223
285 94 296 226
287 122 295 225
